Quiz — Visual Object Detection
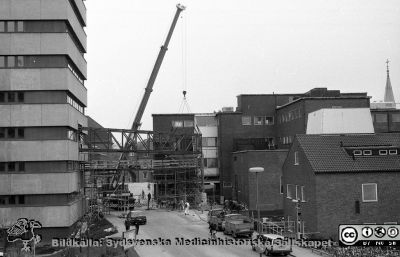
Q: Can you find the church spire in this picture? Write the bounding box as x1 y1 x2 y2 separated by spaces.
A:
384 59 395 103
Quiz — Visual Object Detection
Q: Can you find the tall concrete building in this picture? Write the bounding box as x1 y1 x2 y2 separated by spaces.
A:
0 0 87 237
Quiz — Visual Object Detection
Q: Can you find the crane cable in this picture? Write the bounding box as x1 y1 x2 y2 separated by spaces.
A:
178 13 192 113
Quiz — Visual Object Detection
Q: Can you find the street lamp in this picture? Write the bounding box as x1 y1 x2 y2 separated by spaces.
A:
249 167 264 233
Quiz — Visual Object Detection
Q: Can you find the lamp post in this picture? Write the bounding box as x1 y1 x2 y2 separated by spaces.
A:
249 167 264 233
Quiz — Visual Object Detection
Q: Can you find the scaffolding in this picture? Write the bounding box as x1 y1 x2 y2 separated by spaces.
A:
78 127 203 213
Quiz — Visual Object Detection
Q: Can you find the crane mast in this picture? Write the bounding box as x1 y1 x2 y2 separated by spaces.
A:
131 4 185 131
111 4 186 191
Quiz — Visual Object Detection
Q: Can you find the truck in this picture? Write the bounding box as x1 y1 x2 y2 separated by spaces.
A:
224 215 253 238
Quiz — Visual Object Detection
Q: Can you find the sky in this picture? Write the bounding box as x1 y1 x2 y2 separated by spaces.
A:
85 0 400 130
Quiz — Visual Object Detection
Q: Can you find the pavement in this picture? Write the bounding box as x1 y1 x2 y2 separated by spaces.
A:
105 207 323 257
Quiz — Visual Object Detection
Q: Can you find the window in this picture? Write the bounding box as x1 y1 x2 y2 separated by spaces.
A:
7 56 15 67
68 130 77 141
375 114 387 123
0 128 4 139
379 150 388 155
363 150 372 156
8 92 15 102
301 186 306 202
389 149 398 155
17 92 24 102
202 137 217 147
143 171 148 179
204 158 217 168
172 120 183 128
0 21 4 32
195 116 217 127
287 184 294 199
0 56 4 67
183 120 194 127
17 21 24 32
18 162 25 172
9 195 16 205
7 128 15 138
17 128 24 138
17 56 24 67
241 116 251 125
8 162 15 172
265 116 274 125
295 185 300 200
0 163 5 171
254 116 264 125
294 151 299 165
362 183 377 202
223 182 232 188
392 114 400 123
7 21 15 32
353 150 362 156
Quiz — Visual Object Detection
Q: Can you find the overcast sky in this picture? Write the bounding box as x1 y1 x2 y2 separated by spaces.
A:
85 0 400 130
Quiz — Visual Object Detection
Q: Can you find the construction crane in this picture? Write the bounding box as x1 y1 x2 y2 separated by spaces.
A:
111 4 186 192
132 3 186 131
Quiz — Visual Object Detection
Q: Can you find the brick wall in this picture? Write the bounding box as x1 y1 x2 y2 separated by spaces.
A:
233 150 288 215
316 172 400 240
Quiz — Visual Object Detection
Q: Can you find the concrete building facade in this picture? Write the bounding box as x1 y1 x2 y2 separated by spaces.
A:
0 0 87 236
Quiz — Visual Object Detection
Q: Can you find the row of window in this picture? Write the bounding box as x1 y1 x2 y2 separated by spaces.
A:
353 149 398 156
278 108 302 124
0 127 24 139
171 120 194 128
286 184 306 202
372 113 400 123
279 136 293 145
0 55 85 84
195 116 217 127
0 162 25 172
202 137 217 147
0 20 85 54
67 95 85 114
0 91 24 103
241 116 274 126
0 195 25 205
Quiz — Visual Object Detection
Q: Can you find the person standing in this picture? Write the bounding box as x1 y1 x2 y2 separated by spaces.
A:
184 202 190 215
124 219 130 231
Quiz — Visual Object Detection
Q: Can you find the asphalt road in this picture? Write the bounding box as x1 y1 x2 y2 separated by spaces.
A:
107 208 320 257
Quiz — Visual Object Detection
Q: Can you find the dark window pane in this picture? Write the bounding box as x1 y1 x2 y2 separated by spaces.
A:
18 195 25 204
17 128 24 138
8 162 15 171
0 56 4 67
7 128 15 138
0 21 4 32
9 196 16 204
375 114 387 123
17 92 24 102
0 197 5 205
0 163 5 171
7 56 15 67
7 92 15 102
0 92 4 102
18 162 25 171
0 128 5 138
7 21 15 32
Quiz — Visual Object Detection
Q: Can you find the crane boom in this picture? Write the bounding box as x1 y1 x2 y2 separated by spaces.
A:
131 3 186 131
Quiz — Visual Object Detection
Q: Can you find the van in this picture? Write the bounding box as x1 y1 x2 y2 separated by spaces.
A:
252 233 292 256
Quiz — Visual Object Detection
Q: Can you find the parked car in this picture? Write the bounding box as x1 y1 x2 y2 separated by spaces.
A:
252 233 292 256
207 208 224 223
221 214 243 231
126 210 147 225
224 215 253 238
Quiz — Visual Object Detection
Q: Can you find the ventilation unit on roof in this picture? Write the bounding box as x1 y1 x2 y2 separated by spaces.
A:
221 107 234 112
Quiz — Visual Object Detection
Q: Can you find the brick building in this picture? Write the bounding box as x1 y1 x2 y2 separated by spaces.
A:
217 88 370 199
232 150 288 216
282 133 400 240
